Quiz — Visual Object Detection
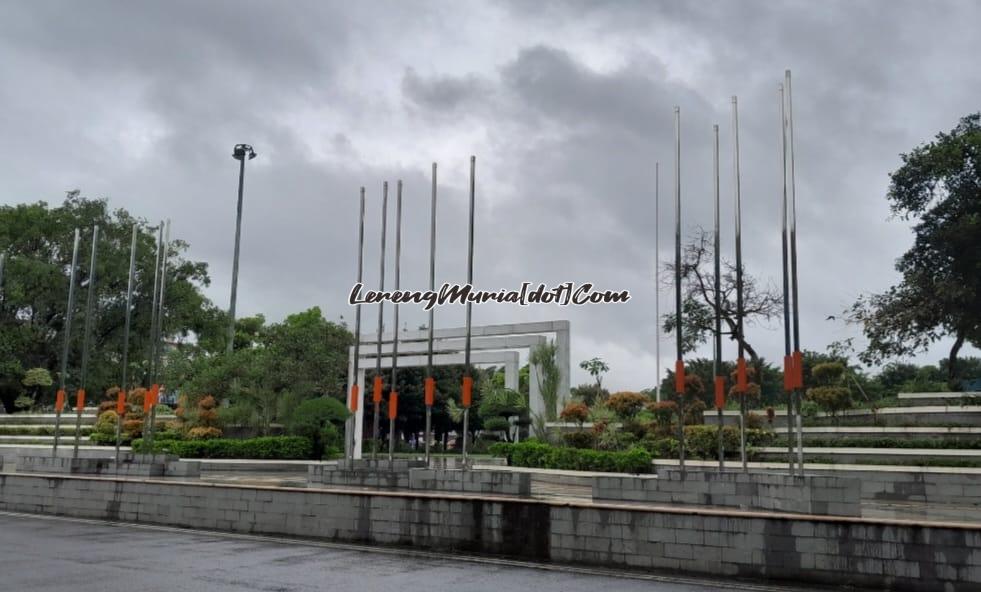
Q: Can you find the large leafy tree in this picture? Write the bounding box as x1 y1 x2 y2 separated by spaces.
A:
850 114 981 383
0 195 221 412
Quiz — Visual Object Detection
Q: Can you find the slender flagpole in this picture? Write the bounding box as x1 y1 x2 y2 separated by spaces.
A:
655 162 661 403
732 96 748 472
713 124 725 472
74 225 99 459
116 225 138 463
53 229 80 457
673 106 685 477
462 156 476 465
779 83 795 476
147 220 170 448
425 163 437 465
147 223 163 385
347 188 366 460
786 69 805 475
372 182 389 460
389 181 403 461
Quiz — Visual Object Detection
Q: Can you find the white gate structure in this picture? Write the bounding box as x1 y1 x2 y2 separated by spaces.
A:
347 320 571 459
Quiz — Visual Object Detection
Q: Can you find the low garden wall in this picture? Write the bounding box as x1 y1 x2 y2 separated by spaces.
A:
594 469 861 516
308 462 531 496
0 473 978 591
15 453 200 478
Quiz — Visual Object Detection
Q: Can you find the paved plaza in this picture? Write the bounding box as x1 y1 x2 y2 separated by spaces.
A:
0 512 820 592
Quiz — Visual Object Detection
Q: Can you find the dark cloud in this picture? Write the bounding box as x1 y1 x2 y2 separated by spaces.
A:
1 1 978 389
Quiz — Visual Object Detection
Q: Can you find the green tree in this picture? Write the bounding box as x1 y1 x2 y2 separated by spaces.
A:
579 357 609 390
477 384 526 443
850 114 981 384
0 195 219 412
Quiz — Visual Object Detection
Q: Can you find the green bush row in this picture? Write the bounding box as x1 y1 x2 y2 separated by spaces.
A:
132 436 313 459
490 440 652 473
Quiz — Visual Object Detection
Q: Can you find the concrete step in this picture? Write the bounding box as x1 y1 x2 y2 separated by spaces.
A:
755 446 981 464
897 392 981 406
797 426 981 441
0 425 94 435
0 435 91 445
705 405 981 427
0 413 97 425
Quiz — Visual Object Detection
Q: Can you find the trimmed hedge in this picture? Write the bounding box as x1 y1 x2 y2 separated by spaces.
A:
490 440 652 474
132 436 313 459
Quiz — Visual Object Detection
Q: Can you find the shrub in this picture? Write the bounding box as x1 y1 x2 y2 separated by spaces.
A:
746 411 764 430
641 435 678 458
562 431 597 449
559 401 590 426
806 386 852 418
607 392 648 419
493 440 651 473
683 398 706 425
645 400 677 425
134 436 313 459
13 395 33 412
800 400 820 418
596 429 637 451
284 397 349 459
187 426 222 440
811 362 846 385
570 383 608 406
683 425 740 459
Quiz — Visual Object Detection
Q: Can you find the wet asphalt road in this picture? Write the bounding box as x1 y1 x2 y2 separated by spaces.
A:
0 512 820 592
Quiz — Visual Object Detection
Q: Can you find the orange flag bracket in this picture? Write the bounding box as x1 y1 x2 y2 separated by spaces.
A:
349 384 360 412
674 360 686 395
75 389 86 413
461 376 473 408
373 375 383 404
424 377 435 407
388 391 398 420
792 350 804 390
55 389 66 413
736 357 748 393
117 390 127 415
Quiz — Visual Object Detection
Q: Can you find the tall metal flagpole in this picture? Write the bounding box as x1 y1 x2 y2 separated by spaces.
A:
53 229 80 457
732 96 748 472
779 83 795 476
713 124 725 471
147 220 170 448
462 156 476 464
425 163 437 465
116 225 138 463
389 181 403 461
347 188 366 460
74 225 99 459
147 223 163 385
786 70 805 475
372 183 389 460
655 162 661 403
673 107 686 477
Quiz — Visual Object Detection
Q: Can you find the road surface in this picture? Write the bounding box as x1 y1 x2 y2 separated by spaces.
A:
0 512 824 592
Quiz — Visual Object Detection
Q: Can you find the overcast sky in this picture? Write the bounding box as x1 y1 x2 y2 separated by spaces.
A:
1 0 979 391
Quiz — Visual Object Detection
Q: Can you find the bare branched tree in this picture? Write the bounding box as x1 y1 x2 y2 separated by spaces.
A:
661 228 783 372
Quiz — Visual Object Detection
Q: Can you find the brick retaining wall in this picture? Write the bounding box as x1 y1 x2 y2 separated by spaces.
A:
0 473 978 591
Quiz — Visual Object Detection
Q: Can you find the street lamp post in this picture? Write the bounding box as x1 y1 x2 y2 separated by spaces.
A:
228 143 257 355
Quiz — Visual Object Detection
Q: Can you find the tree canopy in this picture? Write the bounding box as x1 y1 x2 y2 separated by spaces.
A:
0 195 221 412
850 113 981 383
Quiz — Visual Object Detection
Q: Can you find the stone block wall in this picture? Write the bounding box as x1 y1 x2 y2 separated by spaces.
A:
0 473 978 591
593 470 861 516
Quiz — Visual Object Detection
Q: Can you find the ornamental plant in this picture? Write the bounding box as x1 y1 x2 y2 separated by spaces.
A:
559 401 589 428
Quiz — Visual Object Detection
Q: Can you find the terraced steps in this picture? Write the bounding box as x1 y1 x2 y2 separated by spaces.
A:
897 392 981 406
0 413 97 425
755 446 981 464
